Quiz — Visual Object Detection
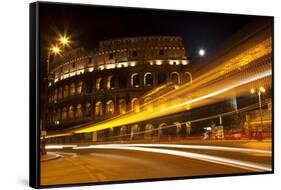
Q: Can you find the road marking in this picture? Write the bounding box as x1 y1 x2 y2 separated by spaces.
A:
83 145 271 172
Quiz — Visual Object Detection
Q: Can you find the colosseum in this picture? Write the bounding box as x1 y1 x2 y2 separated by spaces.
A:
46 36 196 142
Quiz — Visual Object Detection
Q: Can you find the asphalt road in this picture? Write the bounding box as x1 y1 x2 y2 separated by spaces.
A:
41 142 272 186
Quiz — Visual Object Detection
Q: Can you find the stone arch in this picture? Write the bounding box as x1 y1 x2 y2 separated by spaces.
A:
63 85 69 98
171 72 181 85
157 97 166 110
68 105 74 119
144 72 153 86
185 72 193 84
85 103 91 117
54 89 58 102
56 108 61 122
185 122 192 135
173 122 182 135
107 75 115 89
131 98 140 112
52 110 57 123
120 126 127 136
95 101 103 117
76 104 83 118
158 123 167 137
62 107 67 120
143 97 153 112
131 73 140 87
58 87 63 100
106 100 115 115
77 81 83 95
118 99 126 114
145 123 155 137
70 83 75 96
96 77 104 90
130 124 139 140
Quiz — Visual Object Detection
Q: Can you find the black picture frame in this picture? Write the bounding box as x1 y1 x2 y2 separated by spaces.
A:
29 1 274 189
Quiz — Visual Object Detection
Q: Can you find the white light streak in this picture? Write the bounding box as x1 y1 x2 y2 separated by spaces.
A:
46 145 77 149
74 145 271 172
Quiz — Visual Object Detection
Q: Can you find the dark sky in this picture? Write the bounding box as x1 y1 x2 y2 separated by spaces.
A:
39 2 261 62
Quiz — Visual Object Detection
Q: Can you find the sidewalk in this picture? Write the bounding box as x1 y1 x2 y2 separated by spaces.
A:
41 153 61 162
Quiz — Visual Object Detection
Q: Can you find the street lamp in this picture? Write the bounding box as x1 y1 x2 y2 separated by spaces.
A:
50 45 61 55
47 45 61 74
59 35 70 46
250 86 266 139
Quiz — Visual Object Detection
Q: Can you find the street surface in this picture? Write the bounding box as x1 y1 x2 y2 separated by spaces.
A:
41 140 272 186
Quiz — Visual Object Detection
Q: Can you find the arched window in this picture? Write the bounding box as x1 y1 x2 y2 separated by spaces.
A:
158 97 166 110
85 103 91 117
52 110 57 123
49 112 52 123
131 124 139 133
131 98 140 112
56 108 61 122
145 123 154 137
63 85 69 98
62 107 67 120
120 126 127 135
54 89 58 103
131 73 140 87
171 72 180 85
158 72 166 84
158 123 167 137
106 100 114 115
107 76 115 89
76 104 83 118
68 105 74 119
95 101 103 117
185 122 192 135
173 122 181 135
77 81 83 95
96 78 104 90
70 83 75 96
144 97 153 112
144 72 153 86
58 87 63 100
185 72 193 84
118 99 126 114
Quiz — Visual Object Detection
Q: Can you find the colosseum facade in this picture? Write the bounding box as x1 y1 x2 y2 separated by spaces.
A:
46 36 193 142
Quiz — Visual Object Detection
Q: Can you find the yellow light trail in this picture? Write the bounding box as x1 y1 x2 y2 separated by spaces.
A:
46 37 272 138
75 69 271 134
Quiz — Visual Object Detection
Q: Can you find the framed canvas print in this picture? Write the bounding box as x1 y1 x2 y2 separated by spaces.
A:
29 1 274 188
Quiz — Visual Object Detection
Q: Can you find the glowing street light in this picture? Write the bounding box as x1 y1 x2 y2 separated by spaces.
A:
50 45 61 55
250 86 266 140
59 35 70 46
250 88 255 94
259 86 266 93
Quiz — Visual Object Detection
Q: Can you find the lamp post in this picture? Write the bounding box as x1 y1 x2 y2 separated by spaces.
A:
250 86 266 140
41 34 71 156
41 46 60 156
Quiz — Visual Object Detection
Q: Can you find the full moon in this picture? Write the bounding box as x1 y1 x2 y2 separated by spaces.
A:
198 49 205 56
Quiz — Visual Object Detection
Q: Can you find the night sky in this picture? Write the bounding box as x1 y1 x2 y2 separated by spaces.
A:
39 2 261 62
